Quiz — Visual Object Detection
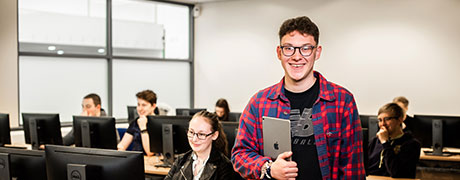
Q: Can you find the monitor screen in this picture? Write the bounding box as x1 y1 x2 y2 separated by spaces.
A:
72 116 117 149
221 121 239 157
228 112 242 122
414 115 460 149
45 145 144 180
127 106 139 124
22 113 62 149
359 114 377 129
411 115 433 148
175 108 206 116
147 115 191 166
0 114 11 146
0 147 47 180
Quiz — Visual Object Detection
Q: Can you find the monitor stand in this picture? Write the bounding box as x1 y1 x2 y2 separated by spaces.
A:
81 120 92 148
29 119 40 150
155 124 174 168
423 119 453 156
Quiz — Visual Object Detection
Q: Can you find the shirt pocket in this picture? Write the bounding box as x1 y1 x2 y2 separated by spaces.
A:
325 130 341 148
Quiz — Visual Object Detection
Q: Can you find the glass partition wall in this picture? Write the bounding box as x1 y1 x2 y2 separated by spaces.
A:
18 0 193 123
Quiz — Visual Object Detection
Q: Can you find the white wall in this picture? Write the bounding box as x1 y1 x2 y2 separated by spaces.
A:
194 0 460 116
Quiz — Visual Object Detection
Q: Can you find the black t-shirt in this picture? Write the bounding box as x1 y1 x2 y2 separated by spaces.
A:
126 118 146 155
403 115 414 134
284 78 322 180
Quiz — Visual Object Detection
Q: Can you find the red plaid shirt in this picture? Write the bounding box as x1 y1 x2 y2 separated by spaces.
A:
231 71 365 180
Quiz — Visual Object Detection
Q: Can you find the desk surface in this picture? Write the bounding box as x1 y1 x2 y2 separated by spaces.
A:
144 156 170 175
420 148 460 162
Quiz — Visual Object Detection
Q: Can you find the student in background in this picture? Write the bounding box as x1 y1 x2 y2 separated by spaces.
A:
368 103 421 178
165 110 234 180
117 90 156 156
392 96 414 133
81 93 107 117
63 93 117 146
215 98 230 121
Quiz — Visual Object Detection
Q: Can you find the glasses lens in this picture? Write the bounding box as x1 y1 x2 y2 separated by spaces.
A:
197 133 206 140
187 130 194 138
282 46 295 56
300 46 313 56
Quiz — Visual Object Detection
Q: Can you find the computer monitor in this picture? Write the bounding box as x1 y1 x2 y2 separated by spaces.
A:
175 108 206 116
0 113 11 147
147 115 191 167
45 145 144 180
228 112 242 122
72 116 117 149
0 147 47 180
221 121 239 158
22 113 63 150
359 114 376 129
412 115 435 148
413 115 460 156
127 106 139 124
368 116 379 143
362 128 369 175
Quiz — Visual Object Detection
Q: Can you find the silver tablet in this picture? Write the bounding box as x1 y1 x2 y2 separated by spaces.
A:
263 116 291 160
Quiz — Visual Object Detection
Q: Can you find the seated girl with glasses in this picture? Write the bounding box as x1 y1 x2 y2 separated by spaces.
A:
165 110 234 180
368 103 421 178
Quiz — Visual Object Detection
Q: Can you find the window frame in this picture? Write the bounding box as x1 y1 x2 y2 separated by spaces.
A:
17 0 195 125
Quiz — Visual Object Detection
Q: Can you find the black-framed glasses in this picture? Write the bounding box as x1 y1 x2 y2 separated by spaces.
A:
186 129 214 140
280 45 316 57
378 117 398 122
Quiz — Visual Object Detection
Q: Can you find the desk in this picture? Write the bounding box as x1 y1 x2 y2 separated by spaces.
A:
417 148 460 180
367 175 419 180
420 147 460 162
4 144 31 149
144 156 170 175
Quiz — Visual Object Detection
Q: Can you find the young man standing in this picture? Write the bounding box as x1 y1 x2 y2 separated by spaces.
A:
231 16 365 179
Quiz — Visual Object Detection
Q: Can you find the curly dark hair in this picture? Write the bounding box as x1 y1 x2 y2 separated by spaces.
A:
279 16 320 45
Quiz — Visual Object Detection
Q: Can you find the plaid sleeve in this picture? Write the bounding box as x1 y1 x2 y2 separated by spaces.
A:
338 95 366 179
231 95 271 179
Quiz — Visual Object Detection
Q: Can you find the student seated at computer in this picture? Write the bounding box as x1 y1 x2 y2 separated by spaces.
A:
392 96 415 134
165 111 234 180
63 93 119 146
368 103 421 178
117 90 156 156
215 98 230 121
